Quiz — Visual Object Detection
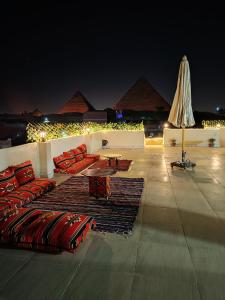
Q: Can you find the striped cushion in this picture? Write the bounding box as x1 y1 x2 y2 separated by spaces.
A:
77 144 87 157
53 154 72 169
0 168 19 197
63 151 76 165
0 207 95 253
0 202 11 212
10 161 35 186
1 178 56 209
70 148 84 162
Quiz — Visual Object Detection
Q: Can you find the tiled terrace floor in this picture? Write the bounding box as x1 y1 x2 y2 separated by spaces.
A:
1 146 225 299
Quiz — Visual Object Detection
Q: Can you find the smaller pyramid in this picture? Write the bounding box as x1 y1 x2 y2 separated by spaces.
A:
32 108 43 117
58 91 95 114
114 77 170 112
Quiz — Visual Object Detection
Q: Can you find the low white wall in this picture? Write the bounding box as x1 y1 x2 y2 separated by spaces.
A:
163 128 220 147
102 130 145 148
0 143 40 176
219 128 225 147
0 130 145 178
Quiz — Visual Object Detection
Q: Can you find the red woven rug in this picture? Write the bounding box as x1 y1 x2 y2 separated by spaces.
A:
88 159 133 171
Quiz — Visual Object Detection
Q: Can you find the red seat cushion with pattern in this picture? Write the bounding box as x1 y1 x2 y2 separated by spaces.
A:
1 178 56 209
54 158 94 174
53 154 72 169
0 168 19 197
0 202 12 212
10 161 35 186
70 148 84 162
0 207 95 253
63 151 76 165
77 144 87 157
86 154 100 161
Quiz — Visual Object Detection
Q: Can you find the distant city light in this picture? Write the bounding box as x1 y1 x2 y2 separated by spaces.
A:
216 123 221 128
43 117 49 123
116 111 123 120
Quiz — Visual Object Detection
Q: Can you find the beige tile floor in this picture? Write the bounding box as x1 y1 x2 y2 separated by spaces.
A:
1 146 225 299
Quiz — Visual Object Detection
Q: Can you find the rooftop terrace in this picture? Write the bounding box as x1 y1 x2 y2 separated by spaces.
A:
1 145 225 299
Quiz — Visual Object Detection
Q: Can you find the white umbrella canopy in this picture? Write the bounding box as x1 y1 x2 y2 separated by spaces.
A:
168 55 196 169
168 55 195 128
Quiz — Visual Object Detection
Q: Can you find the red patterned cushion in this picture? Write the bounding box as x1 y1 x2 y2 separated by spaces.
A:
53 154 72 170
0 168 19 196
63 151 76 164
10 161 35 186
77 144 87 157
0 207 95 253
2 190 32 208
70 148 84 162
89 176 111 199
0 202 12 212
1 178 56 209
86 154 100 161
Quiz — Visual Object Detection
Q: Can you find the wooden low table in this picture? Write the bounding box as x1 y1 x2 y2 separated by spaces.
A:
81 168 116 199
103 154 122 166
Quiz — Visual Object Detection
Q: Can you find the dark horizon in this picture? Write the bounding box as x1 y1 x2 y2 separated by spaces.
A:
1 3 225 114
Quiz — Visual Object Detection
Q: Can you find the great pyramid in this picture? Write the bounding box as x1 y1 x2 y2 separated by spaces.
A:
58 91 95 114
114 77 170 111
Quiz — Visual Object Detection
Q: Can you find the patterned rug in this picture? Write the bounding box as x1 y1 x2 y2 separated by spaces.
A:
26 176 144 234
88 159 133 171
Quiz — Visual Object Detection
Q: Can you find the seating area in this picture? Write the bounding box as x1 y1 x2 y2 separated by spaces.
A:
53 144 100 174
0 160 55 212
0 158 96 253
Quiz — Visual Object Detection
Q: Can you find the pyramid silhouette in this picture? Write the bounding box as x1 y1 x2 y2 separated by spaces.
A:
58 91 95 114
114 77 170 111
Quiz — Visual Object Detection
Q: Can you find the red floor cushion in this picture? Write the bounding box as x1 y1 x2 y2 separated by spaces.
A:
10 161 35 186
0 207 95 253
1 178 56 209
70 148 84 162
0 202 11 212
28 178 56 192
1 190 33 208
77 144 87 157
0 168 19 197
53 154 72 170
86 154 100 161
63 151 76 164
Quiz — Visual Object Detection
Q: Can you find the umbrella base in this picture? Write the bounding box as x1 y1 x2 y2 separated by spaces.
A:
171 160 196 170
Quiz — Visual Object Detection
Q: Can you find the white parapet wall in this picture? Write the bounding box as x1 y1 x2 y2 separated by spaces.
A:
219 128 225 147
0 143 40 176
163 128 220 147
101 130 145 148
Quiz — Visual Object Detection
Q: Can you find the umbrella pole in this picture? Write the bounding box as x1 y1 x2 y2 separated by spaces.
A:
171 126 196 169
181 127 185 162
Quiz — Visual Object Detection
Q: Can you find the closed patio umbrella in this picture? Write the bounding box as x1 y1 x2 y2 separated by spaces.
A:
168 55 196 169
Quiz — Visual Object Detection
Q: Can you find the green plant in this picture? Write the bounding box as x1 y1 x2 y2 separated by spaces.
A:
170 139 176 146
208 138 216 147
26 121 144 142
102 139 108 147
202 120 225 128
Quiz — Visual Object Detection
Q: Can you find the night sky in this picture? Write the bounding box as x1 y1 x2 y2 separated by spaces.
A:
1 3 225 114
